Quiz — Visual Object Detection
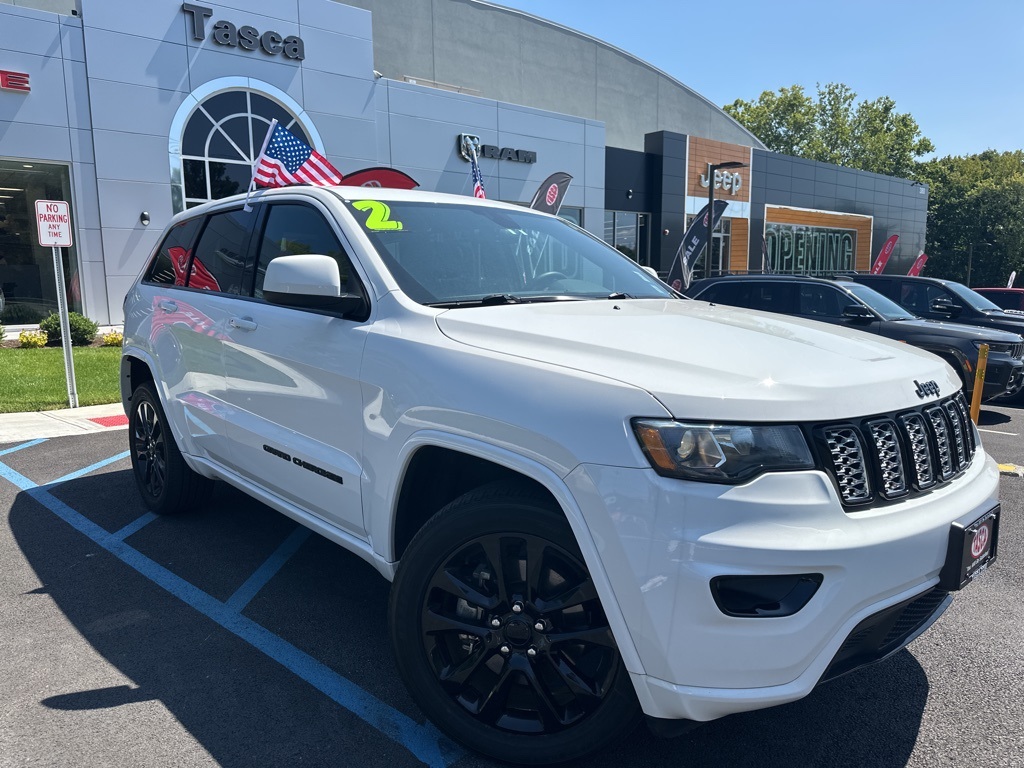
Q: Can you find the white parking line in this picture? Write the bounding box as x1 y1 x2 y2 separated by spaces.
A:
979 428 1018 436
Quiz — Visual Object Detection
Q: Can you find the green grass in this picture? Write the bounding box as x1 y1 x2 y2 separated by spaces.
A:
0 346 122 413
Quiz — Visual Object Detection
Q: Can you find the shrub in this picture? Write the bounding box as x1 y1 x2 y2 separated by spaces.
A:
19 329 48 348
1 304 46 325
39 312 99 346
101 330 124 347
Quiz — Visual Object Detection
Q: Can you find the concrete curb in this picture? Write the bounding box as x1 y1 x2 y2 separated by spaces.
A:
0 402 127 443
998 463 1024 478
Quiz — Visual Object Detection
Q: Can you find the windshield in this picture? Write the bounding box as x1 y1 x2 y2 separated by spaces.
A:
843 283 916 320
945 281 1004 312
344 200 674 306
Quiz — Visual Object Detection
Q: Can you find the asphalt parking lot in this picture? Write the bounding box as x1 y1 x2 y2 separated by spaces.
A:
1 406 1022 768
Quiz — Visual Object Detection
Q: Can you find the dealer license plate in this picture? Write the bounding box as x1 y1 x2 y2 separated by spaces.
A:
939 505 999 591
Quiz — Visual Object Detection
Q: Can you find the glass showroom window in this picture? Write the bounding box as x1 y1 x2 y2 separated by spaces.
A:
179 90 312 208
0 159 81 325
604 210 649 264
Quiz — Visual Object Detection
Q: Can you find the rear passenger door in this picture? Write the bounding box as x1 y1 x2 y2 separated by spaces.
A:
219 200 370 538
147 206 256 466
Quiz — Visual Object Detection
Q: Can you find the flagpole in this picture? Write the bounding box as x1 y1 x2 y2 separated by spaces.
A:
245 118 278 211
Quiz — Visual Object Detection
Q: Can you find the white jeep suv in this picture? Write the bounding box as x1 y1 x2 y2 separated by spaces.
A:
121 186 1000 764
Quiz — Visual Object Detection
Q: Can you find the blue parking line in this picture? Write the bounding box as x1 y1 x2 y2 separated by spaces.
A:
0 457 463 767
48 450 131 486
112 512 159 542
226 526 311 612
0 438 48 457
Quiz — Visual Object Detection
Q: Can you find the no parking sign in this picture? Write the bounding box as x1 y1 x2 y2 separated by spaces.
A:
34 199 78 407
35 199 73 247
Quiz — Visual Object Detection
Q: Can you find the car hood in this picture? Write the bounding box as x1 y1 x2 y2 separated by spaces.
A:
435 299 958 422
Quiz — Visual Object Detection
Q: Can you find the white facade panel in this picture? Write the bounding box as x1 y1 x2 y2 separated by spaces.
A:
92 130 170 183
87 79 188 136
82 28 189 91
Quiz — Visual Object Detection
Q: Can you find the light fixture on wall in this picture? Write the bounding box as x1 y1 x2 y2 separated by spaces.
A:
140 211 150 226
626 189 633 199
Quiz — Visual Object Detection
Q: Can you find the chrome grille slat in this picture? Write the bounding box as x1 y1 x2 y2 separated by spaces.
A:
869 420 906 497
822 394 975 508
900 413 935 488
825 427 871 504
926 406 954 480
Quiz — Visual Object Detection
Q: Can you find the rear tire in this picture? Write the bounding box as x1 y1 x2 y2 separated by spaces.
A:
128 382 212 514
389 482 641 764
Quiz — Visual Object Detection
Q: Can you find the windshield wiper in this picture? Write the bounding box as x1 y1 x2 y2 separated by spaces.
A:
427 294 523 309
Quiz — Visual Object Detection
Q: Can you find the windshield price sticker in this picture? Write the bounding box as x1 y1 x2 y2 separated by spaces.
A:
352 200 403 231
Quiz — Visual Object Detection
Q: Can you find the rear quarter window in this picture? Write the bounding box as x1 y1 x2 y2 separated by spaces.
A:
143 217 203 285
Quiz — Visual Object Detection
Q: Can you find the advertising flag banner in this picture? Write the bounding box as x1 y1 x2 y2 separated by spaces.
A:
529 172 573 214
1008 271 1017 288
907 252 929 276
666 200 729 291
870 234 899 275
254 120 343 188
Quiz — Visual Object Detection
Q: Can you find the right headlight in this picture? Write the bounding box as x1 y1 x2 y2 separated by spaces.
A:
973 340 1018 355
632 419 815 483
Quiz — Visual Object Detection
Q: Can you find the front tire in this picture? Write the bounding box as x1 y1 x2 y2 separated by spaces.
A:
389 482 640 764
128 382 211 514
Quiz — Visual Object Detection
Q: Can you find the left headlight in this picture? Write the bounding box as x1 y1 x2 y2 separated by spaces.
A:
632 419 815 483
973 340 1019 355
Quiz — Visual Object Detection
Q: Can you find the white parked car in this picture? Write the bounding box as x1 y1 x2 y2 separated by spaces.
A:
121 186 1000 764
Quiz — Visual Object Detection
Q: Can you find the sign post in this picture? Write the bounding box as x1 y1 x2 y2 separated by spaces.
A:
34 199 78 408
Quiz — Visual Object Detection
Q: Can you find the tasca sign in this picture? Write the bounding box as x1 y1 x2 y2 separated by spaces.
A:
182 3 305 60
35 200 72 247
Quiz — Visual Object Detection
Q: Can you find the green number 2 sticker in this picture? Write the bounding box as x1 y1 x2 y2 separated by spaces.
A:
352 200 403 230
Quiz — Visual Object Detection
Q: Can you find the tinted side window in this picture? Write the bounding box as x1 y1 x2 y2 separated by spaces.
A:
188 208 255 294
748 283 796 313
143 218 203 285
899 282 947 316
864 278 895 300
254 204 363 300
699 281 752 308
798 285 845 318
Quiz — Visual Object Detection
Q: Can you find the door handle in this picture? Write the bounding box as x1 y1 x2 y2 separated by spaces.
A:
228 317 258 332
158 300 178 313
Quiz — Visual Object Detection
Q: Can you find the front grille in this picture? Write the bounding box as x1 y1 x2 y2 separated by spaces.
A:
818 392 976 508
1011 341 1023 359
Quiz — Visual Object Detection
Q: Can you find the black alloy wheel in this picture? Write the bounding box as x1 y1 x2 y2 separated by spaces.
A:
128 381 211 515
132 397 166 499
389 483 640 764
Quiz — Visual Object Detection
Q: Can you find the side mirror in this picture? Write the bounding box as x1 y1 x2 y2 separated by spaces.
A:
264 254 367 316
929 298 961 317
842 304 875 321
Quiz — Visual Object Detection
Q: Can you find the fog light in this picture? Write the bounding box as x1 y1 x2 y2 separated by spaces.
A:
710 574 823 617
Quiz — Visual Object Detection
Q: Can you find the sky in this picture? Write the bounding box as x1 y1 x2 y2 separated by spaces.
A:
489 0 1024 159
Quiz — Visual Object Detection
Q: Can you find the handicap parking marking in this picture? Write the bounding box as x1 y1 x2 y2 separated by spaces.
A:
0 438 48 457
0 454 464 768
226 526 311 611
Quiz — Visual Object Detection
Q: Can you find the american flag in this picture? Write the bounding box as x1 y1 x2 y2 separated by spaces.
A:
470 152 486 199
254 122 343 188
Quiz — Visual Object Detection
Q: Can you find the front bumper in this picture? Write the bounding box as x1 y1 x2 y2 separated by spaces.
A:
983 355 1024 398
565 451 1000 721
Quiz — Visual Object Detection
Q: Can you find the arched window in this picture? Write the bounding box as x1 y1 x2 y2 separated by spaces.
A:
170 80 322 212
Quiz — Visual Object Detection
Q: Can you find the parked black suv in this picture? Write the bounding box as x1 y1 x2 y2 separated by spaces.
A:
849 274 1024 402
686 274 1024 401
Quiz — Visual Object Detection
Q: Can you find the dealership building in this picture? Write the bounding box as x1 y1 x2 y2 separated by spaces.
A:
0 0 928 326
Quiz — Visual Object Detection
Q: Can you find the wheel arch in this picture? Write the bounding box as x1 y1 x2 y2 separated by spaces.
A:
120 349 156 412
380 431 648 681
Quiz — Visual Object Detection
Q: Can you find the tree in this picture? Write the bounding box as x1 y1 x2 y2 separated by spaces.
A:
915 151 1024 286
725 83 934 177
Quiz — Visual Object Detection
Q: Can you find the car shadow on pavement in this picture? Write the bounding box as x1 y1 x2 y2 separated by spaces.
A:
11 470 929 768
979 408 1013 427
